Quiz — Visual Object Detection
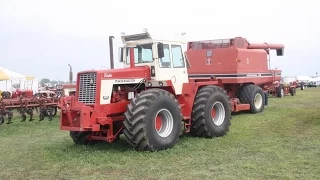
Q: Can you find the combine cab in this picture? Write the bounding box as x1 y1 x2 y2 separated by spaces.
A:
59 31 284 151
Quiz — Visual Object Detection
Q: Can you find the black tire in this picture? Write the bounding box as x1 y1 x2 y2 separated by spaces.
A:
290 88 296 96
276 84 284 98
51 106 57 116
190 85 231 138
123 88 182 151
0 116 4 125
39 114 44 121
70 131 97 145
238 84 265 113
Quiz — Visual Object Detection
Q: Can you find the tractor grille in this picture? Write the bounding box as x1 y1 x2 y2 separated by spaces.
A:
78 73 97 104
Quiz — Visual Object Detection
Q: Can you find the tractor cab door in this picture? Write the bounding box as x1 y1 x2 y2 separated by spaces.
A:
155 43 189 95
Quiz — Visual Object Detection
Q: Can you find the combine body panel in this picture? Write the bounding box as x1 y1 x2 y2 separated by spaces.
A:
186 37 284 97
186 37 282 83
59 31 285 151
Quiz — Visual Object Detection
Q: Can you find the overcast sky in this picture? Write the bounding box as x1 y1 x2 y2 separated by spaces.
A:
0 0 319 81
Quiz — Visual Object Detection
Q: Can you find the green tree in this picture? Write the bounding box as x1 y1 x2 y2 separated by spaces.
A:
50 80 58 85
40 78 50 86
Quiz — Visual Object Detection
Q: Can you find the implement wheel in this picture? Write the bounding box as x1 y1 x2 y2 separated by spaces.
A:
276 84 285 98
51 106 57 116
0 116 4 125
290 88 296 96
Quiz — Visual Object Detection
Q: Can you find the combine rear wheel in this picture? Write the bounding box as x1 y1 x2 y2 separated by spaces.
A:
238 84 265 113
190 85 231 138
123 88 182 151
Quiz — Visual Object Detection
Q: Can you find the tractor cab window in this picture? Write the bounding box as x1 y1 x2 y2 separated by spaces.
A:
171 45 185 68
159 44 171 68
126 44 153 64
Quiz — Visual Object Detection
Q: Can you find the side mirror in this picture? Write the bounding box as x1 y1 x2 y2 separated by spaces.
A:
276 47 284 56
157 43 164 58
118 47 123 62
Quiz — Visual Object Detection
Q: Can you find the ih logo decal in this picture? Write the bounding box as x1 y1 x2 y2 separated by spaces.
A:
104 73 112 78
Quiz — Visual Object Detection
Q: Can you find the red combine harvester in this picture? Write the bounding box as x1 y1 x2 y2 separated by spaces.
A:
59 32 284 151
186 37 284 102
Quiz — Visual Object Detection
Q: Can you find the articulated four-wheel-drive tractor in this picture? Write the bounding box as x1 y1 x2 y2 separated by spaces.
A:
59 31 284 151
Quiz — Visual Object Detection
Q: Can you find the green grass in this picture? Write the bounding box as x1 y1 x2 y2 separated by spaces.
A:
1 88 320 180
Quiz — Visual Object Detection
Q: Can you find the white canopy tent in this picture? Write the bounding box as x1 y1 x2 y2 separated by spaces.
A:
0 66 39 93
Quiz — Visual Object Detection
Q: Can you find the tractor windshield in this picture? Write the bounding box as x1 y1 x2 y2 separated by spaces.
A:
126 43 153 64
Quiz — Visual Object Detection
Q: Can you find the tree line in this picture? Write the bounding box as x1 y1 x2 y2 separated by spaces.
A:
39 78 75 86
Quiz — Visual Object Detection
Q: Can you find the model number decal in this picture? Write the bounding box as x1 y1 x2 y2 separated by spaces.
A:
247 74 259 77
115 79 135 83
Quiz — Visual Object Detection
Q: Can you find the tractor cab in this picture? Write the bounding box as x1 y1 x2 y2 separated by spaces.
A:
118 31 189 94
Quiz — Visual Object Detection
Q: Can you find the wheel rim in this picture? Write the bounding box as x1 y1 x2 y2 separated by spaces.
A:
211 102 225 126
154 108 174 138
281 89 284 97
254 93 263 109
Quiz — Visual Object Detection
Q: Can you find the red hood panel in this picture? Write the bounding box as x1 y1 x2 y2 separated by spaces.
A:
95 66 151 79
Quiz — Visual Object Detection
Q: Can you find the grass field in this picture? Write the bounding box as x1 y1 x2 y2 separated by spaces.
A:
1 88 320 180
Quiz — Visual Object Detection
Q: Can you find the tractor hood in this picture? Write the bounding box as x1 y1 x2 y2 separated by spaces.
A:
93 66 151 80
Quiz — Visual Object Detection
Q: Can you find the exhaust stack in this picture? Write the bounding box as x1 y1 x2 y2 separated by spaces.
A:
109 36 115 69
68 63 73 84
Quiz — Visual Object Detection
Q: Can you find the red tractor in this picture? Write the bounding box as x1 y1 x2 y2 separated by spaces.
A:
269 80 298 98
59 31 284 151
11 89 34 99
56 84 76 98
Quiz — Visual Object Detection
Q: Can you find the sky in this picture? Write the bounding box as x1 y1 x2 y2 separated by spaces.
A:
0 0 319 81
